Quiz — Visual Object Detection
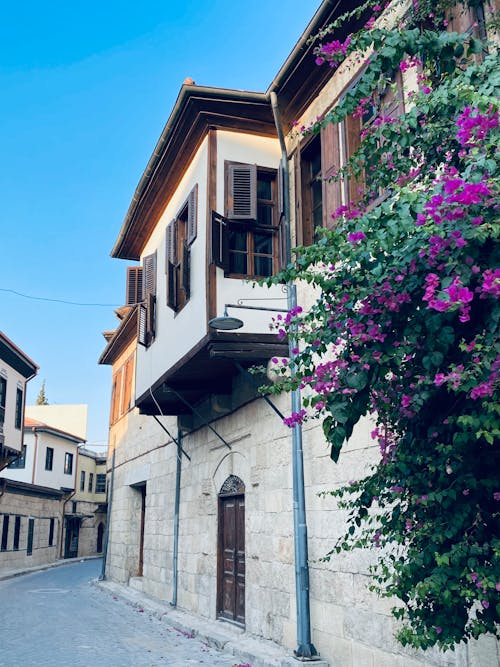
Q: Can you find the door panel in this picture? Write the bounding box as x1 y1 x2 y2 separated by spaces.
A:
218 494 245 625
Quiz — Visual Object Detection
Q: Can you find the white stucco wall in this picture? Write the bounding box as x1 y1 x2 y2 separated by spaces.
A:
135 138 210 401
0 363 26 454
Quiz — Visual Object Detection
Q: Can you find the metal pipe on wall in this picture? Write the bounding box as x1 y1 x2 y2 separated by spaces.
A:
170 427 182 607
99 448 115 580
270 91 318 660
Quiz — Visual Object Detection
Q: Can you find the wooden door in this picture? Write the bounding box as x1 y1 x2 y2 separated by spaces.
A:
138 486 146 576
218 490 245 626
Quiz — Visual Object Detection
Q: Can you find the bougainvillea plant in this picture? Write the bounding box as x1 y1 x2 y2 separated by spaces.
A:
268 0 500 652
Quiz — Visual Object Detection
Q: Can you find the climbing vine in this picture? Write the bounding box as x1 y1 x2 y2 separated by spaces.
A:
269 0 500 650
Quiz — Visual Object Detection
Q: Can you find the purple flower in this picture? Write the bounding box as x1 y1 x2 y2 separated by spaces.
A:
347 231 366 244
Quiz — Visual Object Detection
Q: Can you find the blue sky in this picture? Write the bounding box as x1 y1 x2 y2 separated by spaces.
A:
0 0 319 448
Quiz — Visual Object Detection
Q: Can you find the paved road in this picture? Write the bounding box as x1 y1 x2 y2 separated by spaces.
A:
0 559 238 667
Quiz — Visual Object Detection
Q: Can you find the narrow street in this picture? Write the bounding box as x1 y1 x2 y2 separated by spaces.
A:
0 560 238 667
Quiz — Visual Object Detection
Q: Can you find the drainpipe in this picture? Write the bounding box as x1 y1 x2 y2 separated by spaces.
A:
170 427 182 607
100 448 116 580
31 429 38 485
270 91 318 660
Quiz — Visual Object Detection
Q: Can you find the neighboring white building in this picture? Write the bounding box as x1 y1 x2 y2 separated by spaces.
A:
0 331 38 470
25 404 87 441
1 418 82 491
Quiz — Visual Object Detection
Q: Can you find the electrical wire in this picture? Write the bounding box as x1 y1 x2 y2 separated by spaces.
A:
0 287 120 307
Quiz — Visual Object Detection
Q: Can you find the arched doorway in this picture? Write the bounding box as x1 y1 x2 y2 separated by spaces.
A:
217 475 245 626
97 522 105 553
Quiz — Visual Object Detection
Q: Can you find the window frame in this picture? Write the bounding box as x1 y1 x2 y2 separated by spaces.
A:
221 162 280 280
88 472 94 493
1 515 9 551
9 444 26 469
0 376 7 427
45 446 54 471
13 516 21 550
64 452 73 476
80 470 85 492
14 387 23 430
95 474 106 494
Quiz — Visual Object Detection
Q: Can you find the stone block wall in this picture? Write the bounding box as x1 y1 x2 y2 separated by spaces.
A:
0 488 62 573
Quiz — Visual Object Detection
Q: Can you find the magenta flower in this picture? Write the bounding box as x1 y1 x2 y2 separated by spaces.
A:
347 231 366 244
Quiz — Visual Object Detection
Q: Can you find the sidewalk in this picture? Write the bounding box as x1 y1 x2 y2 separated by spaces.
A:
96 578 328 667
0 554 102 582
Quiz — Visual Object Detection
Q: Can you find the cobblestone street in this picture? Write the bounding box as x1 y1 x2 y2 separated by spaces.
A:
0 559 238 667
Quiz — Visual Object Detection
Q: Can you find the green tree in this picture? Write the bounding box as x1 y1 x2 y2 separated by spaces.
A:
36 380 49 405
270 0 500 650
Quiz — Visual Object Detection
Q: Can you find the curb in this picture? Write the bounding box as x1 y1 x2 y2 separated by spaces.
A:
0 554 102 582
95 579 320 667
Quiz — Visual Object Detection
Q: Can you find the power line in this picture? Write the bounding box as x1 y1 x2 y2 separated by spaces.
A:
0 288 120 308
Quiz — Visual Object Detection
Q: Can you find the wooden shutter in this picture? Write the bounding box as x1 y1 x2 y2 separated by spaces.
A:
146 291 156 342
120 355 134 414
182 241 191 301
187 184 198 245
167 261 178 311
165 221 176 266
294 152 304 246
227 162 257 219
126 266 143 304
321 121 342 229
344 114 363 204
211 211 229 271
142 252 157 296
137 303 148 346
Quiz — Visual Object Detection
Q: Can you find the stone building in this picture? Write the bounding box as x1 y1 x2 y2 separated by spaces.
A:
100 2 499 666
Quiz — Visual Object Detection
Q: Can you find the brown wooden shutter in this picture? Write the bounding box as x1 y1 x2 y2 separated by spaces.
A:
226 162 257 219
146 291 156 343
294 152 304 247
165 221 176 266
344 114 363 204
126 266 143 305
187 184 198 245
120 355 134 414
167 261 177 311
321 121 342 229
142 252 157 296
137 303 148 346
182 241 191 301
211 211 229 271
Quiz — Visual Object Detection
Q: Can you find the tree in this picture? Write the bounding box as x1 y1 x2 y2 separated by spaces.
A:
36 380 49 405
270 0 500 651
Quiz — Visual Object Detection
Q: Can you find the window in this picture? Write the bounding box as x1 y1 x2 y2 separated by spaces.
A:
95 474 106 494
1 515 9 551
13 516 21 550
9 445 26 469
297 72 405 246
0 376 6 427
110 369 122 425
166 184 198 313
446 2 487 42
80 470 85 492
48 518 55 546
72 501 77 513
27 518 34 556
15 387 23 429
137 252 157 347
212 165 281 278
45 446 54 471
64 452 73 475
88 472 94 493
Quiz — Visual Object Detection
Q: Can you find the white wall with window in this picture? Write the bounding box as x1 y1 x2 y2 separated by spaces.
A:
0 364 27 456
216 131 286 332
1 424 81 491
